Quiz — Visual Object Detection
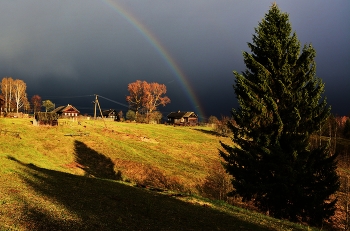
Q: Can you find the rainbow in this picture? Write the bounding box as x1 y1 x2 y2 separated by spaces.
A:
102 0 205 120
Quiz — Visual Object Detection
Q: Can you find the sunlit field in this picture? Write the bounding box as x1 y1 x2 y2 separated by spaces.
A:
0 117 324 230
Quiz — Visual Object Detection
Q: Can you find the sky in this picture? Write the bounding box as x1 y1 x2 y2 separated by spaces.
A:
0 0 349 120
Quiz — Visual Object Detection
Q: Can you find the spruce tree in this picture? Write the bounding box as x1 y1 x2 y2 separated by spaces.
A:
220 4 339 225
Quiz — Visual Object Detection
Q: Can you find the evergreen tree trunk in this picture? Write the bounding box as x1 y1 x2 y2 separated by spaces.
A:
220 3 339 225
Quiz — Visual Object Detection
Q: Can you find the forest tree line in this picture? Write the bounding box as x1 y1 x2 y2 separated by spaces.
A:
0 77 54 116
0 77 172 123
0 77 29 114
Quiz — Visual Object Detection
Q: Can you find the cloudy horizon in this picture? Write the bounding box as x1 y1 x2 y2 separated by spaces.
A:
0 1 349 120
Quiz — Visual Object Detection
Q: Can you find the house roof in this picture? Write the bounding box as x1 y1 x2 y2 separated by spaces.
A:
52 104 80 114
51 106 65 113
102 109 116 116
35 112 59 121
167 111 197 118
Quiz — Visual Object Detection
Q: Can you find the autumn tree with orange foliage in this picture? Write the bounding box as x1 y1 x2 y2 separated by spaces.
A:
126 80 145 117
31 95 42 114
126 80 170 120
143 82 170 114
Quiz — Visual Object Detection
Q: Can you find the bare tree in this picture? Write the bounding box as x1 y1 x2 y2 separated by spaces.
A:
0 77 14 113
13 79 28 114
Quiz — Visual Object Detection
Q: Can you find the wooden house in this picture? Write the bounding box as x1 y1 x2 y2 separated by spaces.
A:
52 104 80 117
101 109 120 120
167 111 198 126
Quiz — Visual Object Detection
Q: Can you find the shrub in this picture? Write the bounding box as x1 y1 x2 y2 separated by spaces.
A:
197 163 233 202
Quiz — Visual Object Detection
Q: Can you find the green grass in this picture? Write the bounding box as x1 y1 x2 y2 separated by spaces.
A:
0 118 321 230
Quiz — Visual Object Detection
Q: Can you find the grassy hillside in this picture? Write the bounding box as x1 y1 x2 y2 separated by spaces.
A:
0 117 321 230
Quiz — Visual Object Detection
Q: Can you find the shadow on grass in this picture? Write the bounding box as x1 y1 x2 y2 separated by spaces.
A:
74 140 120 180
7 156 274 231
193 128 227 137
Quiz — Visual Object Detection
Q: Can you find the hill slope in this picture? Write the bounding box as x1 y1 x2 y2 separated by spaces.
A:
0 118 319 230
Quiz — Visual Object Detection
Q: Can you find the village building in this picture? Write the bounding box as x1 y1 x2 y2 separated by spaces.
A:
167 111 198 126
33 112 59 126
101 109 117 119
52 104 80 117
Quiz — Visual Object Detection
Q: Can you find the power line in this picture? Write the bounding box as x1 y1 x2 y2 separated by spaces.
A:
27 94 94 99
30 94 130 108
97 95 129 108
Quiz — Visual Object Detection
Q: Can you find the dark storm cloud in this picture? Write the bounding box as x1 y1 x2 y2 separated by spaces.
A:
0 0 349 119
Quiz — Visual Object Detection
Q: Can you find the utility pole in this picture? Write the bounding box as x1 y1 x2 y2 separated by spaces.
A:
94 94 106 128
94 95 97 120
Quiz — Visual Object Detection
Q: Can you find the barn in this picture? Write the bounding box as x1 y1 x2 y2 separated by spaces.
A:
33 112 59 126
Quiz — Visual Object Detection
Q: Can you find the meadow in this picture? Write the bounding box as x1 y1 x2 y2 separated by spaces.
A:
0 117 330 230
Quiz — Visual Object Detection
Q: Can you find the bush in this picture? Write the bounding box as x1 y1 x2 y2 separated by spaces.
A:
197 163 233 202
213 116 235 137
208 115 219 124
125 110 136 121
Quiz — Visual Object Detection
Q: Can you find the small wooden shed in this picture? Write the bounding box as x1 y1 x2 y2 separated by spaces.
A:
34 112 59 126
167 111 198 126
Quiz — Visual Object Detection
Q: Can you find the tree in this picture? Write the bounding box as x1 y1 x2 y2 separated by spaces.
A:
214 116 234 137
148 111 163 124
208 115 219 124
126 80 170 120
126 80 145 118
0 77 14 113
219 4 339 225
125 110 136 121
13 79 28 114
31 95 42 114
42 100 54 112
143 82 170 114
1 77 28 114
117 110 124 121
22 97 31 114
0 94 4 115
